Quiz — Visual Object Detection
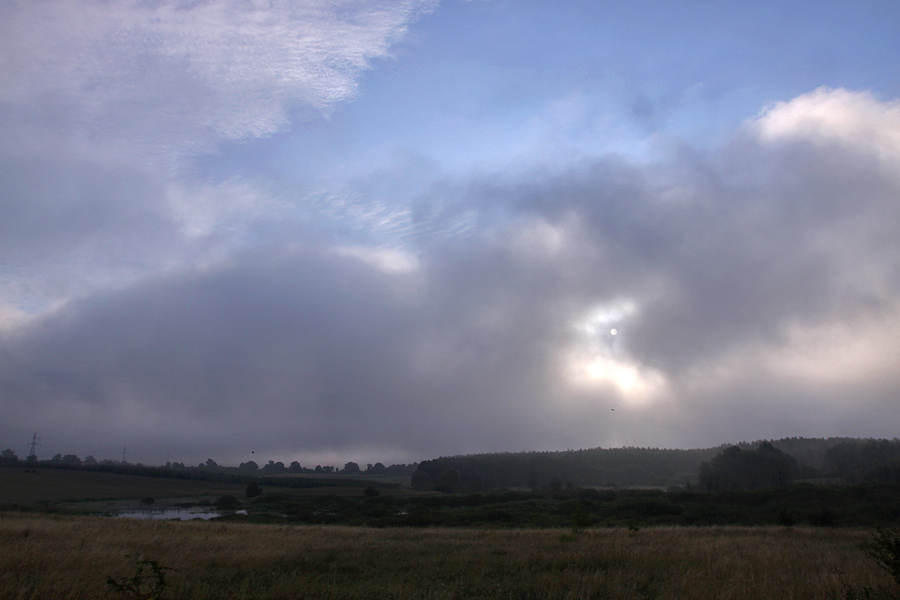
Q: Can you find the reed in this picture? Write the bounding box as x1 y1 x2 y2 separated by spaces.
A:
0 512 894 599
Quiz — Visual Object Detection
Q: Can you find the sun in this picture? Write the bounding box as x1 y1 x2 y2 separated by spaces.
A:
561 300 667 406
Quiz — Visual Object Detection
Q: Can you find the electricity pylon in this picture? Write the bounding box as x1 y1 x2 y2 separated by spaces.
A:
27 432 41 462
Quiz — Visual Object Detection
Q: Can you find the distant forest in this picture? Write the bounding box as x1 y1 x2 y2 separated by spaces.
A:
410 437 900 493
4 437 900 495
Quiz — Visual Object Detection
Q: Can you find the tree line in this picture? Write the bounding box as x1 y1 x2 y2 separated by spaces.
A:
0 448 416 487
5 436 898 493
411 437 900 493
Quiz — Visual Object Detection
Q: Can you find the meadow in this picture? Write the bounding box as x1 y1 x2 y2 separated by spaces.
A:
2 466 899 599
0 511 896 600
0 467 249 506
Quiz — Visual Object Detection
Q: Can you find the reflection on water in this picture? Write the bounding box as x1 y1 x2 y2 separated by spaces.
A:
114 508 247 520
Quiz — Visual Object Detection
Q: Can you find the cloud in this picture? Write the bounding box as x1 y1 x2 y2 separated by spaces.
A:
755 87 900 161
0 0 435 314
0 0 437 163
1 86 899 464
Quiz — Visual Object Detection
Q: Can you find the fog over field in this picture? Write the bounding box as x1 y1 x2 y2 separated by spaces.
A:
1 0 899 467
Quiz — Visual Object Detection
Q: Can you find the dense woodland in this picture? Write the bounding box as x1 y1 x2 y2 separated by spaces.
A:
410 437 900 493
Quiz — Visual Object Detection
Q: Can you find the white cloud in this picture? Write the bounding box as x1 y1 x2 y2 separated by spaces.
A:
333 245 420 274
764 308 900 386
0 302 29 334
563 349 669 406
754 87 900 163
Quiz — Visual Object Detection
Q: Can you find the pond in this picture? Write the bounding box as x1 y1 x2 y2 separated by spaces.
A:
113 507 247 520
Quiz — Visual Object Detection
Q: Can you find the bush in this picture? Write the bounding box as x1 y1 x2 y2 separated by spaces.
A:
215 495 240 510
867 527 900 588
106 553 175 600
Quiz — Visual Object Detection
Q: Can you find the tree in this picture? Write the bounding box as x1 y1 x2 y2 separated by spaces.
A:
866 527 900 588
436 468 461 493
826 439 900 483
62 454 81 466
238 460 259 472
343 462 360 474
0 449 17 466
245 482 262 498
216 495 240 510
699 443 799 492
261 460 286 474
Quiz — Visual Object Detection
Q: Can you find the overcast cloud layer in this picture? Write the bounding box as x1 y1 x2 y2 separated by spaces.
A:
1 0 898 466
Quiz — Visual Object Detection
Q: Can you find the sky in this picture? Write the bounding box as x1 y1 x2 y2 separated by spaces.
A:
1 0 899 468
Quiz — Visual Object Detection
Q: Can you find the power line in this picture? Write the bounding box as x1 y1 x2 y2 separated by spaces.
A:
27 432 41 462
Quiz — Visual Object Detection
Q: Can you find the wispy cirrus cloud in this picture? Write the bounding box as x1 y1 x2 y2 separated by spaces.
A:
0 0 436 162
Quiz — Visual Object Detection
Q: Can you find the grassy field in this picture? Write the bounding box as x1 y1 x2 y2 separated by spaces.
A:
0 468 432 519
0 512 895 600
0 467 249 506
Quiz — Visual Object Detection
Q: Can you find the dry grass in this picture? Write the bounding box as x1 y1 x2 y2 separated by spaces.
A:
0 512 894 599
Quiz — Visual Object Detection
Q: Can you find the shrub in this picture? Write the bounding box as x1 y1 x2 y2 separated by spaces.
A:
106 553 175 600
215 495 240 510
867 527 900 588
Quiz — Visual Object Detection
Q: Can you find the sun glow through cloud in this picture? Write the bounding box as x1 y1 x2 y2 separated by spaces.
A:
564 350 668 406
563 300 668 405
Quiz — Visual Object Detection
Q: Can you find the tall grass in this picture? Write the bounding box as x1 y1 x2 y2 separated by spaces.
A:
0 512 893 599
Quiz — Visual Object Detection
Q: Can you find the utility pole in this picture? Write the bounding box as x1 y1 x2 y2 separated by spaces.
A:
121 446 127 464
27 432 41 462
